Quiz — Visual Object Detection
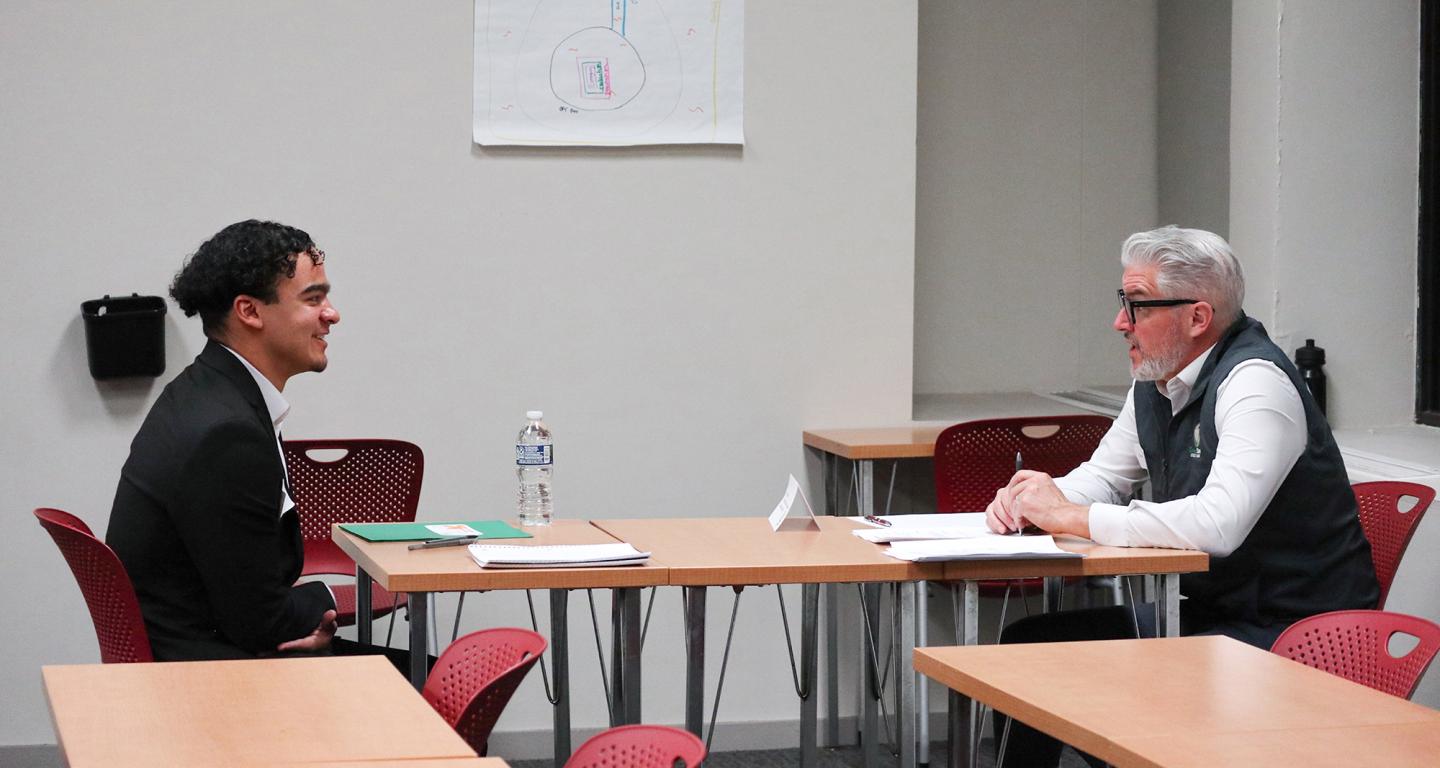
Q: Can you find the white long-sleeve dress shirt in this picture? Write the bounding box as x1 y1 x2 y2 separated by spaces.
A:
1055 345 1308 557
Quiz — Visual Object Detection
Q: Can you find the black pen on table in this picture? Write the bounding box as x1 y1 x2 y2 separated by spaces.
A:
1012 451 1024 535
408 535 480 550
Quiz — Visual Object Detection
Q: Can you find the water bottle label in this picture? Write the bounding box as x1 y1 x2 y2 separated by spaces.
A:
516 444 552 466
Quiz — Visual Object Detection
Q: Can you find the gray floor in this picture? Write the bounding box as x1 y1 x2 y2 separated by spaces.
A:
511 738 1092 767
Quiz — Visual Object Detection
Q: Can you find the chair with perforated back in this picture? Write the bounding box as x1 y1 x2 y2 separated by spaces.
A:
34 508 153 664
933 416 1115 512
563 724 707 768
933 415 1114 608
421 627 546 756
1352 481 1435 610
1271 609 1440 699
283 439 424 628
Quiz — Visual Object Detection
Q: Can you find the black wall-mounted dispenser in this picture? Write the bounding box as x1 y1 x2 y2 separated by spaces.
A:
81 294 167 380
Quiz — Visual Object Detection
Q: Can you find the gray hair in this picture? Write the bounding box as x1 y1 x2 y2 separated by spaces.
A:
1120 226 1245 325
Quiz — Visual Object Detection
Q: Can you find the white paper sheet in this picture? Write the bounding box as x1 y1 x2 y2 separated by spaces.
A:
474 0 745 146
468 542 650 568
881 535 1082 562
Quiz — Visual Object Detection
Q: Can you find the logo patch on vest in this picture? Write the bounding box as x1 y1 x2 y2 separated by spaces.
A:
1188 424 1203 459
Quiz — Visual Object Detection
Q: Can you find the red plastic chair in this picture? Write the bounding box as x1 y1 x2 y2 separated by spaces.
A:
932 416 1114 607
34 508 153 664
933 416 1115 512
1352 481 1435 609
563 724 707 768
1271 609 1440 699
421 627 546 756
283 439 424 628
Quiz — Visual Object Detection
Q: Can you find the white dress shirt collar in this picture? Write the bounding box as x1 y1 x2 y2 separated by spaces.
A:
219 345 290 432
1158 343 1217 415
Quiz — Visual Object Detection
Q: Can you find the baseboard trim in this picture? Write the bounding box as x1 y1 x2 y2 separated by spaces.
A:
0 744 61 768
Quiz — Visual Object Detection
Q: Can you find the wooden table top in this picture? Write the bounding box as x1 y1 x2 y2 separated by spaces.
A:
42 655 478 767
802 425 947 460
591 516 947 585
1116 720 1440 768
914 636 1440 767
332 520 670 592
940 535 1209 580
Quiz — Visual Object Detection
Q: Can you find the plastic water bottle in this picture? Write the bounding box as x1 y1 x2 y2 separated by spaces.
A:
515 410 553 526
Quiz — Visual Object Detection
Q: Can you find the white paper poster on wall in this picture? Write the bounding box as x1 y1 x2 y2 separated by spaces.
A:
473 0 744 146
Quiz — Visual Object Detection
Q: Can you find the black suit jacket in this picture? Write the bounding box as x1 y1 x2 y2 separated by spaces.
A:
107 341 334 661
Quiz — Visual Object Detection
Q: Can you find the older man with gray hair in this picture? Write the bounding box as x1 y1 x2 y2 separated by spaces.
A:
984 226 1379 765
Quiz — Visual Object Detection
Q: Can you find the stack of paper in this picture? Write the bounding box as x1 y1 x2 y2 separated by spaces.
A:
852 512 991 543
468 543 650 569
882 535 1082 562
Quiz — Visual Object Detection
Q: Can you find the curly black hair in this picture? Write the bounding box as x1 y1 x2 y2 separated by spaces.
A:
170 220 325 338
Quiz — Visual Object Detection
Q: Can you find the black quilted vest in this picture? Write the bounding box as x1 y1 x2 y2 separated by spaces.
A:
1133 316 1379 627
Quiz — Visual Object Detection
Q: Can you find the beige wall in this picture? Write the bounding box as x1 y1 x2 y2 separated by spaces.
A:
914 0 1158 396
1158 0 1231 235
1229 0 1420 430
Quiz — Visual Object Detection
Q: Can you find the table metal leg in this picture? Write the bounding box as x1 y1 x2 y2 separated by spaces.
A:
1159 573 1181 637
917 581 928 766
861 582 881 767
408 590 429 689
859 459 875 517
947 689 967 768
610 587 643 725
355 565 374 646
550 589 570 766
957 581 978 768
1043 576 1063 613
800 583 819 768
684 586 707 738
898 582 916 768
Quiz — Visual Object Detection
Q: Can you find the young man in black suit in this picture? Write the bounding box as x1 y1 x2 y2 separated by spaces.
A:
107 219 347 661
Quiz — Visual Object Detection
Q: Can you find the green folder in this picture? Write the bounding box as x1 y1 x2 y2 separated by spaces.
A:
339 520 533 542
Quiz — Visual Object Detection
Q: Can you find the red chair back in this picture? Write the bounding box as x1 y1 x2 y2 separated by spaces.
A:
34 508 153 664
933 416 1113 511
1271 609 1440 699
563 724 707 768
283 439 425 572
422 627 546 756
1352 481 1435 609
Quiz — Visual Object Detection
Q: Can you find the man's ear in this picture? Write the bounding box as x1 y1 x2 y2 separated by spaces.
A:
232 295 264 331
1187 301 1215 339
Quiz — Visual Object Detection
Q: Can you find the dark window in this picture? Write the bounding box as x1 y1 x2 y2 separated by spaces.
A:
1420 0 1440 425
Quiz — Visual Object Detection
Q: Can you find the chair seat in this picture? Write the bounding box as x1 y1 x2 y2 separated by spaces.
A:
330 581 409 627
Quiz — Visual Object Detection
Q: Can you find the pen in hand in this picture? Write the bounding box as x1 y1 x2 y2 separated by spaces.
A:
1012 451 1025 535
407 535 480 550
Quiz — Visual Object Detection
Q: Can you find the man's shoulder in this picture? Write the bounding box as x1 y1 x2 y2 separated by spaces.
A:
134 348 267 449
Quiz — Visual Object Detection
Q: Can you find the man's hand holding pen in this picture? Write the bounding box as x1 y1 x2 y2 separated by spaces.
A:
984 469 1092 540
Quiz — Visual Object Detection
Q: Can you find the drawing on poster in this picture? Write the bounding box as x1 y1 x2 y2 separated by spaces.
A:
474 0 744 146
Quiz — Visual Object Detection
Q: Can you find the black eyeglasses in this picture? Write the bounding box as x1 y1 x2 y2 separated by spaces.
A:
1116 289 1201 325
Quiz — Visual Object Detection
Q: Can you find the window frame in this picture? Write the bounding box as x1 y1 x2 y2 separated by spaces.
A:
1418 0 1440 425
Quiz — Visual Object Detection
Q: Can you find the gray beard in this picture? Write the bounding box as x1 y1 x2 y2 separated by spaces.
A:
1130 332 1187 381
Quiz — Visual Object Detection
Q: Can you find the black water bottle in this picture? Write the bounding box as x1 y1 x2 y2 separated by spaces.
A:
1294 339 1327 416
